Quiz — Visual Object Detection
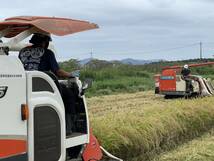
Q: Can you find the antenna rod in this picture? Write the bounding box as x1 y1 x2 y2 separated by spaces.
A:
90 48 93 59
200 42 202 60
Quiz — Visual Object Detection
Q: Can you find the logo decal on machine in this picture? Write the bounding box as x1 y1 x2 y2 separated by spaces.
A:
0 86 8 98
160 76 174 80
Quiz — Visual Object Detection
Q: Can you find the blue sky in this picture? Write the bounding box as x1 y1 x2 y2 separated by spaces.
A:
2 0 214 61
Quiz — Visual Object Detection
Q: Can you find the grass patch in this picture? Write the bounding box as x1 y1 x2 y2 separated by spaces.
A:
79 66 155 97
85 76 154 97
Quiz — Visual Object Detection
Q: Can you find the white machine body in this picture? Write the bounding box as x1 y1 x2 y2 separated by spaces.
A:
0 55 90 161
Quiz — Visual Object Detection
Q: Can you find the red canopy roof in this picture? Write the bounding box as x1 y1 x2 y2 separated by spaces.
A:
0 16 98 38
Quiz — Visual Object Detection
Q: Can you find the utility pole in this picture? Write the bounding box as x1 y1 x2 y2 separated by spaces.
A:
200 42 202 60
90 48 93 60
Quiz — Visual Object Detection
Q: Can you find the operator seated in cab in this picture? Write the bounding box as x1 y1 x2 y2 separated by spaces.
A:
19 33 77 135
181 64 193 93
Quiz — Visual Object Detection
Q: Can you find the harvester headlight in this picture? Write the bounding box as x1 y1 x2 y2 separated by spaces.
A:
0 86 8 98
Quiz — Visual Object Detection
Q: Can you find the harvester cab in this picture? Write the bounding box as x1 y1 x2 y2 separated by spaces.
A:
154 62 214 98
0 16 122 161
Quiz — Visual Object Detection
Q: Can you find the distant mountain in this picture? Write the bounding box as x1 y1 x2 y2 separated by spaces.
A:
84 59 115 69
119 58 150 65
78 58 162 66
115 58 162 65
79 58 93 66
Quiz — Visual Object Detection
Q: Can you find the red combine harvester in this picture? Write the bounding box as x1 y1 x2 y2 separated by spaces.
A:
154 62 214 98
0 16 122 161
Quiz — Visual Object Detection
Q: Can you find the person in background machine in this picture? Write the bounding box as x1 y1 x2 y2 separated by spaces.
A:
19 33 77 135
181 64 191 77
181 64 193 93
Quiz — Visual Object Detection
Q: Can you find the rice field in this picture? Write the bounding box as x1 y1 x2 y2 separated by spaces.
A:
154 128 214 161
87 91 214 161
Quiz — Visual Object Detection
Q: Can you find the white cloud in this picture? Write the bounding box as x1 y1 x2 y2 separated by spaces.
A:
1 0 214 60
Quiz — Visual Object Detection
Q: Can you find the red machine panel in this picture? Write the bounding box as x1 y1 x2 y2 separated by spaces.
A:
0 139 26 158
82 130 103 161
159 69 176 91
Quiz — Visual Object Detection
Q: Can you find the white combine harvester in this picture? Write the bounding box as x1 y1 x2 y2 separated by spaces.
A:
0 16 122 161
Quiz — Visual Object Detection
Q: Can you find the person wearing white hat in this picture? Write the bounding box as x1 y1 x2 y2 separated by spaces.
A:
181 64 192 93
181 64 191 76
184 64 188 69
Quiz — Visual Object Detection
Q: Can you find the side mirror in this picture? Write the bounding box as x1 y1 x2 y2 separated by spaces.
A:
82 78 93 90
72 70 80 77
82 83 89 91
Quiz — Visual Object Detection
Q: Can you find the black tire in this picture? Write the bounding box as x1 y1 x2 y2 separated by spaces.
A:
164 95 183 99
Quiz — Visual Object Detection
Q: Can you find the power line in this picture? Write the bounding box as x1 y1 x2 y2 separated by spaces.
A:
86 42 200 55
57 42 205 60
133 43 200 54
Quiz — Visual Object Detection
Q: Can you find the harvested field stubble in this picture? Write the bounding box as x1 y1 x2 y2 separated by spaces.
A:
88 92 214 161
